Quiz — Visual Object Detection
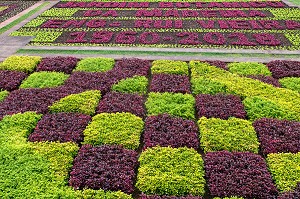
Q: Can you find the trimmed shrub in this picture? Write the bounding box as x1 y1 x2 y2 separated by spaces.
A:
83 112 144 150
146 92 195 120
114 58 150 78
143 114 199 150
37 56 78 74
205 60 227 70
136 146 206 196
151 60 188 75
49 90 101 116
69 144 138 194
205 151 278 198
0 55 41 73
139 194 202 199
247 75 281 87
111 76 148 95
97 92 145 118
198 117 259 153
75 57 115 72
191 77 229 95
19 71 69 89
267 60 300 78
195 94 246 119
278 183 300 199
0 70 27 91
267 152 300 192
0 90 9 102
150 74 191 94
228 62 271 76
279 77 300 92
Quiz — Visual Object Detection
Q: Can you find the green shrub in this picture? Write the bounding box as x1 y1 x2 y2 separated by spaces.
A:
49 90 101 115
73 189 133 199
75 57 115 72
267 152 300 192
191 77 229 95
151 60 189 75
279 77 300 93
83 112 144 150
198 117 259 153
19 72 69 89
0 55 41 73
111 76 148 94
227 62 271 76
0 90 9 102
145 92 195 119
136 146 206 196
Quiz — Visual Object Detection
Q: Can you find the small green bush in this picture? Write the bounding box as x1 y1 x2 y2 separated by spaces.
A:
198 117 259 153
279 77 300 93
0 90 9 102
151 60 189 75
145 92 195 119
75 57 115 72
191 77 229 95
49 90 101 115
111 76 148 94
267 152 300 192
136 146 206 196
0 55 41 73
227 62 271 76
83 112 144 150
19 72 69 89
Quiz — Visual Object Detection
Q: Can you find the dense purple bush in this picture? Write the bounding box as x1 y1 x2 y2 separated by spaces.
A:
143 114 199 150
139 194 202 199
206 60 227 70
150 74 191 94
114 58 150 78
0 70 27 91
278 183 300 199
29 113 91 144
196 94 246 119
267 60 300 78
254 118 300 155
247 75 281 87
205 151 278 199
69 144 138 193
36 56 79 74
97 92 145 118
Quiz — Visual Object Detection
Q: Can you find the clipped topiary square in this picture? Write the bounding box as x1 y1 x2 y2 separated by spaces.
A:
151 60 188 75
150 74 191 94
114 58 150 78
196 94 246 119
205 151 278 198
69 145 138 194
191 77 229 95
146 92 195 120
267 60 300 78
143 114 199 150
247 75 281 87
139 194 203 199
83 112 144 150
279 77 300 93
37 56 78 74
29 113 91 144
0 70 27 91
136 146 206 196
74 57 115 72
19 71 69 89
111 76 148 95
227 62 271 76
0 55 41 73
198 117 259 153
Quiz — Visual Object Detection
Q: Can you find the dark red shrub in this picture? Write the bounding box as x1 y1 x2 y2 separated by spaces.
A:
205 60 227 70
139 194 202 199
0 70 27 91
254 118 300 155
113 58 150 78
278 183 300 199
29 113 91 144
69 144 138 194
150 74 191 94
143 114 199 150
205 151 278 199
196 94 246 119
267 60 300 78
247 75 281 87
37 56 79 74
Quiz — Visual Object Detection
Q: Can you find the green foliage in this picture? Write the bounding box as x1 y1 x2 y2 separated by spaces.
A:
111 76 148 94
285 33 300 47
0 55 41 73
136 146 206 196
73 189 133 199
198 117 259 153
41 8 79 17
0 90 9 102
279 77 300 93
270 8 300 19
146 92 195 119
151 60 189 75
49 90 101 116
75 57 115 72
32 31 63 43
19 71 69 89
267 152 300 192
191 77 229 95
227 62 271 76
83 112 144 150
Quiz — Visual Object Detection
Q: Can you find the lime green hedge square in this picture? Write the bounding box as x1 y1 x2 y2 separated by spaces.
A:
279 77 300 93
0 90 9 102
74 57 115 72
191 77 229 95
227 62 271 76
136 146 206 196
0 55 41 73
151 60 189 75
111 76 148 95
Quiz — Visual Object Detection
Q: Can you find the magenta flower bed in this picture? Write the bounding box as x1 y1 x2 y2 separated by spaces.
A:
37 56 79 74
267 60 300 79
139 194 202 199
247 75 281 87
0 70 27 91
150 74 191 94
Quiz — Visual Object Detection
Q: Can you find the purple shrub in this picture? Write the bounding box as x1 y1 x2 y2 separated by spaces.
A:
113 58 150 78
139 194 202 199
150 74 191 94
97 92 145 118
143 114 199 150
247 75 281 87
205 151 278 199
29 113 91 144
69 144 138 193
205 60 227 70
254 118 300 155
278 183 300 199
267 60 300 79
36 56 79 74
196 94 246 119
0 70 27 91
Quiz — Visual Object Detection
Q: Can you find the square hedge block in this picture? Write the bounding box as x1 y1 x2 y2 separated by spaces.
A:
37 56 79 74
267 60 300 79
0 55 41 73
69 145 138 194
0 70 27 91
150 74 191 94
136 146 206 196
74 57 115 72
205 151 278 198
151 60 189 75
198 117 259 153
279 77 300 93
227 62 271 76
